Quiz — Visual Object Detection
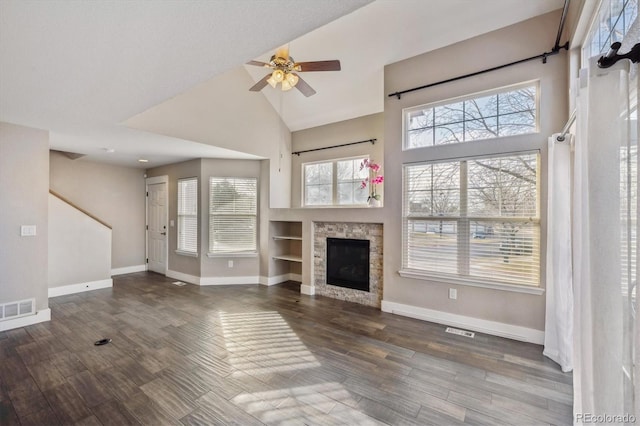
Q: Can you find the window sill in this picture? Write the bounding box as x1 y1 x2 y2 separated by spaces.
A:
398 268 544 295
175 250 198 258
207 252 258 258
302 204 371 209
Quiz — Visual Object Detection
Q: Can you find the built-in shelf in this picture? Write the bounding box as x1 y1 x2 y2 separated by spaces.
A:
269 221 303 283
272 254 303 263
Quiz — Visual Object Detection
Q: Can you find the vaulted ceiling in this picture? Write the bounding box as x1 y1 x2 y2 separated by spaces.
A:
0 0 563 167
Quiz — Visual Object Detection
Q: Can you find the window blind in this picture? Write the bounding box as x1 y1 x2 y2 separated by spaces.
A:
209 177 257 254
403 152 540 286
177 177 198 253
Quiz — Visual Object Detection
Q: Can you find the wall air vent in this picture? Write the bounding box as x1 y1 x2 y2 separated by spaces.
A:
0 298 35 321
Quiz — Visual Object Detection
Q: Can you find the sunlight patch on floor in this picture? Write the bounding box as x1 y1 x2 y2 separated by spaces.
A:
219 311 321 376
232 382 380 425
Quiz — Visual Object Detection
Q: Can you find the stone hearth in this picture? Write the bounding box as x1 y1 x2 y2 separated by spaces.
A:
313 222 383 307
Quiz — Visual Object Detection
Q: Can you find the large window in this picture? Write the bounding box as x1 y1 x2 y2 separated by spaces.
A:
303 157 369 206
177 177 198 254
209 177 257 254
403 82 538 150
403 152 540 287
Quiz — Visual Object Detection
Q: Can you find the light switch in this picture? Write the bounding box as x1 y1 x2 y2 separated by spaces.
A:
21 225 36 236
170 220 175 227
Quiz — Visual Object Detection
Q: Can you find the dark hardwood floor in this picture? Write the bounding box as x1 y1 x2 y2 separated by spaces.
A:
0 272 572 425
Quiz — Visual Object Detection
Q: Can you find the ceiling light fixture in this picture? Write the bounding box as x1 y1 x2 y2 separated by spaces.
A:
248 45 339 97
138 159 149 163
265 61 297 91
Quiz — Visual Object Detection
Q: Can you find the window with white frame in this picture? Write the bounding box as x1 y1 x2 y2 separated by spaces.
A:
403 82 538 150
177 177 198 254
303 156 369 206
209 177 257 254
402 152 540 287
582 0 637 61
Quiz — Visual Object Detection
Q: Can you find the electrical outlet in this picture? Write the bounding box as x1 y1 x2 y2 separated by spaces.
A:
20 225 36 236
449 288 457 300
228 260 234 268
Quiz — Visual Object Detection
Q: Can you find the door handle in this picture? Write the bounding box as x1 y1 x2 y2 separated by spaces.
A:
161 232 167 235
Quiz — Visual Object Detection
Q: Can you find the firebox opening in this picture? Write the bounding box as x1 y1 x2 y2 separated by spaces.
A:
326 237 370 292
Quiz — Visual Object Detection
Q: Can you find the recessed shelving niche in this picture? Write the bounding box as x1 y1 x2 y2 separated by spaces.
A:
269 221 303 281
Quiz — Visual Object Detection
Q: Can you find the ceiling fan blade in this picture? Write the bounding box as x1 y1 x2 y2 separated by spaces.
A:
294 74 316 97
275 44 289 60
294 60 341 72
247 60 270 67
249 74 271 92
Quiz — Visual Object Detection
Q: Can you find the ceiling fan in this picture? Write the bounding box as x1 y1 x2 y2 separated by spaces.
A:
247 45 341 97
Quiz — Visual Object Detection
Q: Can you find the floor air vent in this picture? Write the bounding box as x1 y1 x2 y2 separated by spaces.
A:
0 298 35 322
445 327 475 338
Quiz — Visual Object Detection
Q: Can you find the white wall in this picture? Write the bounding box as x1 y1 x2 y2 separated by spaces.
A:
291 113 384 207
0 122 49 311
49 151 146 270
48 194 112 288
124 68 292 208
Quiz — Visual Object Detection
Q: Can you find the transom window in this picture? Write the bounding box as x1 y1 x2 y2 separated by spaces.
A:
403 152 540 287
303 157 369 206
583 0 637 61
209 177 257 254
403 82 538 150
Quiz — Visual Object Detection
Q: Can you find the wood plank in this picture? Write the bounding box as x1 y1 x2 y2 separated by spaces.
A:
91 400 141 426
7 378 50 420
66 370 114 408
140 378 196 420
0 399 20 426
43 382 93 423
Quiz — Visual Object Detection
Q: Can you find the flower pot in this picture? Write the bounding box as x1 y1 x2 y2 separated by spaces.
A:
368 198 381 207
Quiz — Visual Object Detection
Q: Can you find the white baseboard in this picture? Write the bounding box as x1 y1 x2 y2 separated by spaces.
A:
49 279 113 298
259 273 303 286
166 270 200 285
167 270 259 286
381 300 544 344
111 264 146 276
260 274 287 286
300 284 315 296
200 276 259 286
0 308 51 332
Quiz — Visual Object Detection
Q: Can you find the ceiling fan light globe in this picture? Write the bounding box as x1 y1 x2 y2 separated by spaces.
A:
272 69 285 83
267 75 277 88
286 73 299 87
281 79 293 91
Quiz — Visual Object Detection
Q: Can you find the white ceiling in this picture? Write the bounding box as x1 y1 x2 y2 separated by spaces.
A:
0 0 563 167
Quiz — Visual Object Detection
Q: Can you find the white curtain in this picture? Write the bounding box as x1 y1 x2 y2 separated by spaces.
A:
544 134 574 373
573 56 636 420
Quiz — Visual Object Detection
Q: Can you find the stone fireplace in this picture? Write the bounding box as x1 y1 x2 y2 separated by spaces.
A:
313 222 383 307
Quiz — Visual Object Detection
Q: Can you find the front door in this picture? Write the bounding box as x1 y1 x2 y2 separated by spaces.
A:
147 181 167 274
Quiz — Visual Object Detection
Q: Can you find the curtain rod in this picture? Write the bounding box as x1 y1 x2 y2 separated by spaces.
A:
597 42 640 68
388 0 571 100
292 139 376 156
556 109 576 142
